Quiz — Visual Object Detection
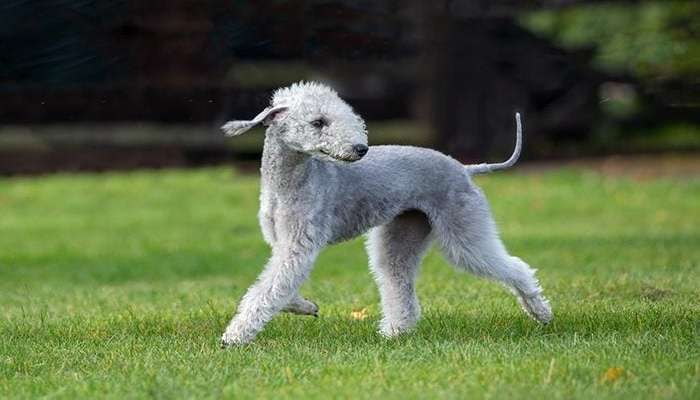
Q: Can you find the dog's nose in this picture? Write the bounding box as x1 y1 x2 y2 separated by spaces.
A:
353 144 368 157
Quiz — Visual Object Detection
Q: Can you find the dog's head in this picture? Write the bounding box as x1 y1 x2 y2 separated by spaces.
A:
222 81 369 163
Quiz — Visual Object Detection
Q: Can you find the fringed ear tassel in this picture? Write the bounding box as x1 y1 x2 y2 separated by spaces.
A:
221 120 258 136
221 105 288 136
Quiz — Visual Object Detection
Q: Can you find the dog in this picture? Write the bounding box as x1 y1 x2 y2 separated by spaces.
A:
220 82 551 346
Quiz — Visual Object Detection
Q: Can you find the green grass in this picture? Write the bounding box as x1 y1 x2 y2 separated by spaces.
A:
1 167 698 399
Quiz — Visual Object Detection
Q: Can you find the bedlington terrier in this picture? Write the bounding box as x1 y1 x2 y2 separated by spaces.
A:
219 81 552 347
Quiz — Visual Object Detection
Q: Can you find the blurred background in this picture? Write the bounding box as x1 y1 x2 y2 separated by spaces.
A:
1 0 699 175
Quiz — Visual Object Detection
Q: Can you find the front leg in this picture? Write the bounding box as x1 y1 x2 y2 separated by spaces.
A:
221 245 318 347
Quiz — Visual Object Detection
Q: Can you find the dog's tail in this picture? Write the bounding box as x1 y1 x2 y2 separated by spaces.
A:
464 112 522 175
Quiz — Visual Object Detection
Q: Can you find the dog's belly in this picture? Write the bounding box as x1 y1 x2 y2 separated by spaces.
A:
325 195 417 244
322 146 468 245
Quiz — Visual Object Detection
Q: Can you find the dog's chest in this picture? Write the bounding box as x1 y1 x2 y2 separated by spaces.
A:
259 191 279 243
259 187 326 244
259 192 302 242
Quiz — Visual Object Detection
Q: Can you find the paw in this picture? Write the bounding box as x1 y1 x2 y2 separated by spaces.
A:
517 292 553 325
220 327 255 348
220 337 237 349
283 297 319 317
378 319 416 338
220 334 245 348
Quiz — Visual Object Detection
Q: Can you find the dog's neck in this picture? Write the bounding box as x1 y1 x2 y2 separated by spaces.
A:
260 132 312 192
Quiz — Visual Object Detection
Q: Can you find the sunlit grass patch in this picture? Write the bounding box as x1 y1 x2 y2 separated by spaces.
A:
1 167 698 399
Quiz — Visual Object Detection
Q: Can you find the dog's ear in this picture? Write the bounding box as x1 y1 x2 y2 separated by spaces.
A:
221 105 288 136
260 106 288 127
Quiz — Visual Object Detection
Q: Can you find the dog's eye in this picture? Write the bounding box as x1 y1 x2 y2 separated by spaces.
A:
310 119 326 128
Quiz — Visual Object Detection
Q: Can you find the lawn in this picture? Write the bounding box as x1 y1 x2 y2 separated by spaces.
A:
0 166 698 399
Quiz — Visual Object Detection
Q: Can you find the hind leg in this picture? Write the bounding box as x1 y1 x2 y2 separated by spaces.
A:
435 190 553 324
367 210 432 337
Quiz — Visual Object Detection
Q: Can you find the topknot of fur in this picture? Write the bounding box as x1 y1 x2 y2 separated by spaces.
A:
271 81 339 108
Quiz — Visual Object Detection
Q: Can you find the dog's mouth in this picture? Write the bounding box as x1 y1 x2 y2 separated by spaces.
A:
317 149 362 163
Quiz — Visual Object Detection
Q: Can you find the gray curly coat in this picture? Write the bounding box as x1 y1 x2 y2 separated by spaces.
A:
220 82 552 346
